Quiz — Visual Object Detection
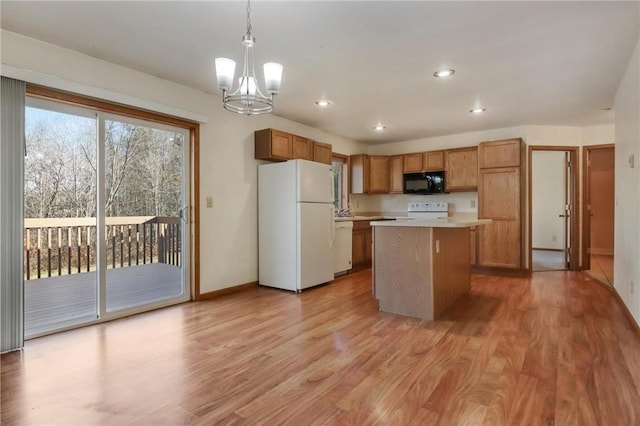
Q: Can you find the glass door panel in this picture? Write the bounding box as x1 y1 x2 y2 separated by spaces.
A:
103 116 188 312
24 98 98 337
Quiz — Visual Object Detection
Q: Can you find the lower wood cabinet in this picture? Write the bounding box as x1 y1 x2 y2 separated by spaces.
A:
477 162 523 270
352 220 373 270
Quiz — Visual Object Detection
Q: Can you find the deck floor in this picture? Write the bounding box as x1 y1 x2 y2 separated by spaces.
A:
25 263 183 337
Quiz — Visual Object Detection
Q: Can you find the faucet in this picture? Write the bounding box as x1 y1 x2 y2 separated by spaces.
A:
335 207 351 217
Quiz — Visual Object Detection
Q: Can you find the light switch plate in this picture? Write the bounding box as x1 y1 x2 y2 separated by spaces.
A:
206 197 213 208
629 154 635 169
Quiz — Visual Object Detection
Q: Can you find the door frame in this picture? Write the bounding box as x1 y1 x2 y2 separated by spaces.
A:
528 145 579 271
24 84 201 337
581 144 615 270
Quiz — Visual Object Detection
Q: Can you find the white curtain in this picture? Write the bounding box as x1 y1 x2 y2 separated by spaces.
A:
1 77 25 353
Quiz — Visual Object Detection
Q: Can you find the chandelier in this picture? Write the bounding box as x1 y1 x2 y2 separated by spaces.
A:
214 0 283 115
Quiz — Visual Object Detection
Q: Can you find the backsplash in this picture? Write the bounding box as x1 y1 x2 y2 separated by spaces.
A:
350 192 478 216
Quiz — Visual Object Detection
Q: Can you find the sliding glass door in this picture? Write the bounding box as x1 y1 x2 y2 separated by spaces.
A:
24 98 190 338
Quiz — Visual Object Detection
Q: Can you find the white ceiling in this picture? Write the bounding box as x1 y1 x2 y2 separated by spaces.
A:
1 1 638 144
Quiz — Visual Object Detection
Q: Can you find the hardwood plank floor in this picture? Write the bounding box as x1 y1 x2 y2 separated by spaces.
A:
2 270 639 425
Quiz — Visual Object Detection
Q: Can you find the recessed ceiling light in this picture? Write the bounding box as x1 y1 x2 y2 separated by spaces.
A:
373 124 386 131
470 108 486 114
315 99 333 107
434 69 455 78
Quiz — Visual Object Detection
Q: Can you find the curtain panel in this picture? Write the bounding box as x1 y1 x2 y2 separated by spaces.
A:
1 77 26 353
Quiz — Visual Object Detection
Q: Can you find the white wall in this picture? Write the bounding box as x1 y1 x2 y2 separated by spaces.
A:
614 38 640 324
0 30 366 294
531 151 565 250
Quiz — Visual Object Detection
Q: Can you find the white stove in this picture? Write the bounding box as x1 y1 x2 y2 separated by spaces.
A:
407 201 449 220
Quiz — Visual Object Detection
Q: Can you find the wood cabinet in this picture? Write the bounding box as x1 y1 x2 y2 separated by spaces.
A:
423 151 445 171
446 146 478 191
470 226 477 265
255 129 332 164
352 220 373 270
477 138 524 272
403 153 423 173
312 141 332 164
388 155 404 193
350 154 389 194
254 129 292 161
478 138 521 168
292 135 312 160
403 150 445 173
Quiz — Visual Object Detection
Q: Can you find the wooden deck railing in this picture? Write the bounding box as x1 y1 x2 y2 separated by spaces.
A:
24 216 181 280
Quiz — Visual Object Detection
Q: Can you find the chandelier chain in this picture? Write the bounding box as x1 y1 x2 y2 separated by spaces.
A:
246 0 252 36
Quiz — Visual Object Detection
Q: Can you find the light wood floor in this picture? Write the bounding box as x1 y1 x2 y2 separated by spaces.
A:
2 269 640 425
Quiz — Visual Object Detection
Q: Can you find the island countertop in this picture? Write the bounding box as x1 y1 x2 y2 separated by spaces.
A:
370 218 491 228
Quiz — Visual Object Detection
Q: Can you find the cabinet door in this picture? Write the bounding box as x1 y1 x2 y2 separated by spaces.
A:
270 130 293 159
477 167 521 269
313 141 333 164
403 153 423 173
292 135 312 160
364 229 373 262
388 155 404 193
478 138 522 168
470 227 477 266
369 156 389 194
352 229 365 265
423 151 445 171
350 154 370 194
446 147 478 191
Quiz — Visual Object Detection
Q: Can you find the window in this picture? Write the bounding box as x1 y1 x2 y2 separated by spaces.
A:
332 155 349 211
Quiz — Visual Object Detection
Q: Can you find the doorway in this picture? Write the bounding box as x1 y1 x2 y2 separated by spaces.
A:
24 96 191 337
529 146 579 272
582 144 615 286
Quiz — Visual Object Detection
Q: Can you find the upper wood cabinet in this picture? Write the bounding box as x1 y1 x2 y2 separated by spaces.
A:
423 151 445 171
254 129 292 161
403 150 445 172
312 141 332 164
477 138 524 272
403 153 423 173
445 146 478 191
292 135 312 160
350 154 389 194
369 156 389 194
255 129 332 164
478 138 521 168
388 155 404 194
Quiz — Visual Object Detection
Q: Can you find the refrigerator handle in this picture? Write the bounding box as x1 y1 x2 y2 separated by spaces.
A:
330 206 336 249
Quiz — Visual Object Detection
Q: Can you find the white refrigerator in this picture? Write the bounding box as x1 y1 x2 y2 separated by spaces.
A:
258 159 335 292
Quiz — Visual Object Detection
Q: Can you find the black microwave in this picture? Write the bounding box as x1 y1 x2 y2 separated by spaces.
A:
403 171 446 194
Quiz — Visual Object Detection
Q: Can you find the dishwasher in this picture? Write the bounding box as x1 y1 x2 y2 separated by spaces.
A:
333 221 353 275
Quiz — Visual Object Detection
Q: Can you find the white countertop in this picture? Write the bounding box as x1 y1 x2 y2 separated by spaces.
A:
370 218 491 228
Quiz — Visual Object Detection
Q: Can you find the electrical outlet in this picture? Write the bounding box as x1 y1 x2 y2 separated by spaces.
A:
629 154 635 169
631 280 635 295
470 199 476 208
206 197 213 208
552 235 557 242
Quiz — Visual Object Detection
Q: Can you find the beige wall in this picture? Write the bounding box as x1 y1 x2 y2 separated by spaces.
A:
0 30 365 294
614 38 640 324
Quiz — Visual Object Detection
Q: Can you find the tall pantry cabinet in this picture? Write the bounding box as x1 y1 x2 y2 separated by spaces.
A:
477 138 525 272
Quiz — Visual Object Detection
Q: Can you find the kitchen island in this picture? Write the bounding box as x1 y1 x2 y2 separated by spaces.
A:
370 218 490 321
